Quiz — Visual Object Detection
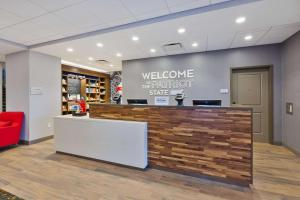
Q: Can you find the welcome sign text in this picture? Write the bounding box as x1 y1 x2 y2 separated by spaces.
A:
141 69 195 96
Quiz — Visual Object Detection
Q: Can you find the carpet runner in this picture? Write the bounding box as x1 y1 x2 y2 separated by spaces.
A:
0 188 24 200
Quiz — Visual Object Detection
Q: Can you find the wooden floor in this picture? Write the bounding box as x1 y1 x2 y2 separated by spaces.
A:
0 139 299 200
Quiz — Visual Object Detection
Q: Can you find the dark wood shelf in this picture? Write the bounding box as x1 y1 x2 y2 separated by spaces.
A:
61 64 110 115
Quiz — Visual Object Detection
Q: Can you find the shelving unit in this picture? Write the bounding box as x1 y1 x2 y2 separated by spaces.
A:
61 64 110 115
85 78 100 103
61 75 69 114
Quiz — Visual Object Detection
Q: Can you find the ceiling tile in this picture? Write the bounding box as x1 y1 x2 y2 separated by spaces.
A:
0 21 53 44
0 41 26 55
257 23 300 45
85 0 134 24
28 0 300 72
133 9 170 20
0 8 22 29
207 31 235 51
0 54 4 61
30 14 77 35
107 17 136 28
210 0 231 4
231 28 270 48
29 0 85 12
53 2 103 28
0 0 47 19
121 0 168 16
184 39 206 53
166 0 197 7
167 0 210 13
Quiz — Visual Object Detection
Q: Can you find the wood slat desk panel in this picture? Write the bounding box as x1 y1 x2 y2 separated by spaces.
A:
89 104 253 186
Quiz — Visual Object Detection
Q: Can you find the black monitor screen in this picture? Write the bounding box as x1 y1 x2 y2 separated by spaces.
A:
127 99 148 105
193 100 221 106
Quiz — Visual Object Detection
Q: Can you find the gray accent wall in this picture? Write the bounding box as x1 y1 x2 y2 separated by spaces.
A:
123 44 282 143
281 31 300 153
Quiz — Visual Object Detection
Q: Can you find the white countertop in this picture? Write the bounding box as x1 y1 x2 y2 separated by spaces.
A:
54 114 148 169
55 114 144 124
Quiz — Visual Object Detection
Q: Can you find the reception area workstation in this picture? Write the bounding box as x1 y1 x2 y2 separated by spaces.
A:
54 102 252 186
2 1 300 199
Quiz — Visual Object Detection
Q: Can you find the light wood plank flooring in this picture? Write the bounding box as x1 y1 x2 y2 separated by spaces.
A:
0 139 300 200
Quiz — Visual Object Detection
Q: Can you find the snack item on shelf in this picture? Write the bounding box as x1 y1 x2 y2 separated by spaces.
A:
62 96 67 102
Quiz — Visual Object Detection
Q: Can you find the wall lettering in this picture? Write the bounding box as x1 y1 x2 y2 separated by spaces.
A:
141 69 195 96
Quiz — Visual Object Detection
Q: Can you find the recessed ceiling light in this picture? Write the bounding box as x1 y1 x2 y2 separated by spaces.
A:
88 57 94 61
191 42 198 47
150 48 156 53
132 36 139 41
67 48 74 52
177 28 186 34
244 35 253 41
116 53 122 57
109 64 114 67
97 43 103 47
235 17 246 24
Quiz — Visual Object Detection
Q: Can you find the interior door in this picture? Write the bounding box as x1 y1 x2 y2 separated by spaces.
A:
231 68 270 143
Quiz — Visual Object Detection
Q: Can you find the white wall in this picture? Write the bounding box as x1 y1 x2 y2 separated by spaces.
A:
6 51 30 140
0 62 3 111
29 51 61 141
6 50 61 141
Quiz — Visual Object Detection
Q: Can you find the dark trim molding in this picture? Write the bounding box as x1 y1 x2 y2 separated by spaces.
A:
19 135 54 145
272 141 282 146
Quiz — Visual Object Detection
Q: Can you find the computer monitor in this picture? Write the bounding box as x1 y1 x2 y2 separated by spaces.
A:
127 99 148 105
193 100 221 107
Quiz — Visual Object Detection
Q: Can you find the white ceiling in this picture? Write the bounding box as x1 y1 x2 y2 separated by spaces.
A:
30 0 300 72
0 54 5 62
0 0 230 46
0 39 26 59
0 0 300 72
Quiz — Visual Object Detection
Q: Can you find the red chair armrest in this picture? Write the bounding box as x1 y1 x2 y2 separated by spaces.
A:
0 124 20 133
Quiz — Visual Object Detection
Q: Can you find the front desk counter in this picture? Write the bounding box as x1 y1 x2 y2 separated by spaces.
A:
88 103 253 186
54 114 148 169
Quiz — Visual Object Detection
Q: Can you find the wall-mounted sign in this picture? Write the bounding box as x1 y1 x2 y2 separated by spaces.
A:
67 78 81 95
286 102 293 115
220 88 229 94
154 96 169 106
30 87 43 95
141 69 195 96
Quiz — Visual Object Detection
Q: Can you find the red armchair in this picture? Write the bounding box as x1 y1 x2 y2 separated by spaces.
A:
0 112 24 148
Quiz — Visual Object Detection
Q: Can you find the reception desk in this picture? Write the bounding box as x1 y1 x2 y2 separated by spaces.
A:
89 104 253 186
54 115 148 169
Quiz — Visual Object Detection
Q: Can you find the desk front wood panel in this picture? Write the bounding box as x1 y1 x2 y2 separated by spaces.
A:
89 104 252 185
